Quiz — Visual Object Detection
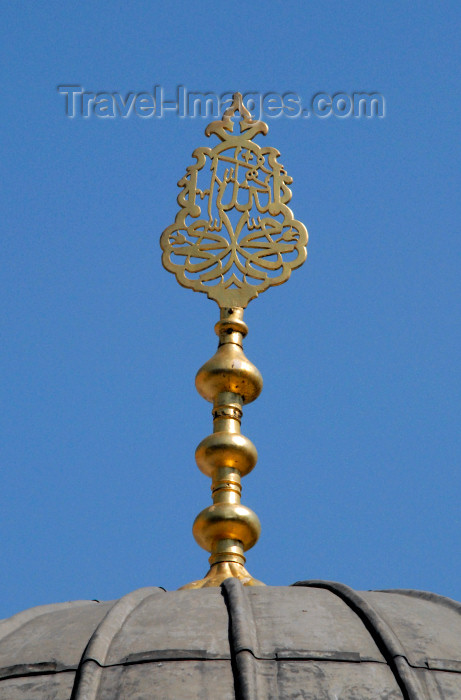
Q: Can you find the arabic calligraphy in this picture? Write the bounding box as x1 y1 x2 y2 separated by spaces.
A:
160 93 308 308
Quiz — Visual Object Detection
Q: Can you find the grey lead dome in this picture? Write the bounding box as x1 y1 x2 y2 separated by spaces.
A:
1 579 460 699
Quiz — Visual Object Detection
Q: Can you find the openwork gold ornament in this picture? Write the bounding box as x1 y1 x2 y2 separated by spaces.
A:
160 93 308 308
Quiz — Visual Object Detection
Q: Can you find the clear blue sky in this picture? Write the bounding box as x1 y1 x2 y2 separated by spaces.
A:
2 1 460 619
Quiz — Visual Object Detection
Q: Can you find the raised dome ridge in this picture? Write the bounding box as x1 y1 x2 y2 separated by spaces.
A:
1 579 460 699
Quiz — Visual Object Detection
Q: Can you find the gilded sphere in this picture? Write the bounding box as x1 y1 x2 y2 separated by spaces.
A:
195 432 258 477
195 344 263 404
193 503 261 552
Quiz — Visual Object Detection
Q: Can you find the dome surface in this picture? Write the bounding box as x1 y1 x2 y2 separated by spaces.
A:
1 579 460 699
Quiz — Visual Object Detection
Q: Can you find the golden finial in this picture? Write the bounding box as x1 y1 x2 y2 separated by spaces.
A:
160 92 308 588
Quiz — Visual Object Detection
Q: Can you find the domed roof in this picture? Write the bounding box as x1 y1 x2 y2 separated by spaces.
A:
1 579 460 699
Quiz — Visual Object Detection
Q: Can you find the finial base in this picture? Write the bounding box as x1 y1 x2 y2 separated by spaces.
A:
178 562 265 589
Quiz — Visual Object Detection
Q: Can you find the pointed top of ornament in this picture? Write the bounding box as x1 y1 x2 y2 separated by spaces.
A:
204 91 269 140
160 92 308 308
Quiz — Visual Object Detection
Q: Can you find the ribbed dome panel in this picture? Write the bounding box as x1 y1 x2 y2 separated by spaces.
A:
0 580 460 699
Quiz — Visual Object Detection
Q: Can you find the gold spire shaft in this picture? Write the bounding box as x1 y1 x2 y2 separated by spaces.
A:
180 307 264 588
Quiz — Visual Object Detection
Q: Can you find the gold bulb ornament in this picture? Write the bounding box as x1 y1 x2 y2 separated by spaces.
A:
160 93 308 588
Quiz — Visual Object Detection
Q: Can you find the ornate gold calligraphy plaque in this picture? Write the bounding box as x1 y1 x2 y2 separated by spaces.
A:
160 93 308 308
